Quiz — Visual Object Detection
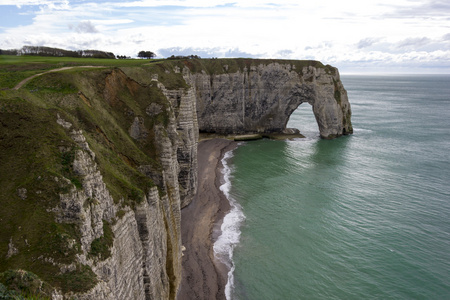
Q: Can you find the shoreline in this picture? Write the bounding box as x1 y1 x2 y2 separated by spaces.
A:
177 138 238 300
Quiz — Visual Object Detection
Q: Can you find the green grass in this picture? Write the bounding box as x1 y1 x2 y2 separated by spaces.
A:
0 54 164 67
0 96 94 293
60 147 83 189
25 73 78 94
137 57 329 77
0 65 164 294
0 55 335 89
0 270 52 299
89 221 114 261
0 55 339 296
53 264 97 293
0 55 164 89
0 58 179 292
333 78 342 104
181 58 328 75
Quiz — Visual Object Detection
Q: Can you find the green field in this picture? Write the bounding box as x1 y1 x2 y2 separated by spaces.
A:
0 55 331 298
0 55 331 90
0 55 165 89
0 55 170 298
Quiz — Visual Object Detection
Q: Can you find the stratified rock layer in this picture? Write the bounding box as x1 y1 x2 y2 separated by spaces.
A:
193 62 352 139
0 59 352 300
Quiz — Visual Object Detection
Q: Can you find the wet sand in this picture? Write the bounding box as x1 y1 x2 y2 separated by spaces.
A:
177 138 237 300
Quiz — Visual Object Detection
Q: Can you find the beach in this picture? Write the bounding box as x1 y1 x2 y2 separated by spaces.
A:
177 138 237 300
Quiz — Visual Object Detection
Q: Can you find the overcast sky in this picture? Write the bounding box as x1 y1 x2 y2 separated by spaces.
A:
0 0 449 73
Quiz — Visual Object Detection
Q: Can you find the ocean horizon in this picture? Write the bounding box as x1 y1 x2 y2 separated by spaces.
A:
215 74 450 299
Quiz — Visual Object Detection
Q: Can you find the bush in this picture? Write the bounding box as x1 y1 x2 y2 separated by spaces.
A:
88 220 114 260
0 271 51 300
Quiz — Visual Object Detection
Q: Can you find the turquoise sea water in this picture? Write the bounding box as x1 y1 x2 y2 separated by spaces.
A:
217 75 450 299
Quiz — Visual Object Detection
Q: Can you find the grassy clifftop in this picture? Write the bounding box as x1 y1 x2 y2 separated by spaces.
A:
0 58 175 297
0 55 335 89
0 55 336 297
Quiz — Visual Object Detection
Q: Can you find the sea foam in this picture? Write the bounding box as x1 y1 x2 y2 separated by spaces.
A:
213 149 245 300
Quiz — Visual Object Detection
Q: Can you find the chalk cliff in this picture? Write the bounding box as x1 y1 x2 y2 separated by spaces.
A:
0 58 352 299
192 60 352 139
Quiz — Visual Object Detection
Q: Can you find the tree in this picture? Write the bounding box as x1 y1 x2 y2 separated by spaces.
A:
167 54 201 60
138 51 156 59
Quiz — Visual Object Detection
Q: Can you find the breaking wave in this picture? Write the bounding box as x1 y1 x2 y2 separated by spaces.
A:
213 149 245 300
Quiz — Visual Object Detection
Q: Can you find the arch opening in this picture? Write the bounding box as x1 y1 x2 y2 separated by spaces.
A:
286 103 320 138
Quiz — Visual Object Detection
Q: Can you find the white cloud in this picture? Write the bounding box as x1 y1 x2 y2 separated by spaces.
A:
357 38 382 49
69 21 98 33
6 0 70 10
0 0 63 5
397 37 432 49
0 0 449 73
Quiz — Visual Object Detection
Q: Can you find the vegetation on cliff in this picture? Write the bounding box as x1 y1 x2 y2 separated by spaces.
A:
0 56 176 297
0 55 350 297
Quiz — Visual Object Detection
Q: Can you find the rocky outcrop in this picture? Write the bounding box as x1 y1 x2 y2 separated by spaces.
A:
52 114 181 300
152 71 199 208
54 125 115 254
55 68 195 300
192 61 352 139
0 58 352 300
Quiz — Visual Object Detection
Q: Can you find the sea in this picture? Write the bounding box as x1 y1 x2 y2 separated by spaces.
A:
213 75 450 300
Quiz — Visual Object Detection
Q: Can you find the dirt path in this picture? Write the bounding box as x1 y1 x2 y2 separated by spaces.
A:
13 66 105 90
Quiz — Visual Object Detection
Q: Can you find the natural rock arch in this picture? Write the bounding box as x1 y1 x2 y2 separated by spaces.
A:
285 102 320 135
191 62 353 139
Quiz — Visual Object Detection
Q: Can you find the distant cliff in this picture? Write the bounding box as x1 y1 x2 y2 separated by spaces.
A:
191 59 352 139
0 58 352 300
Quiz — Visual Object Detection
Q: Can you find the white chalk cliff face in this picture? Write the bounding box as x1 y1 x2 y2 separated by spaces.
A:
0 59 352 300
80 61 352 299
193 62 352 139
51 114 183 300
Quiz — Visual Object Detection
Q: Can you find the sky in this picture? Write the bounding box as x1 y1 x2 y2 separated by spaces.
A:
0 0 449 73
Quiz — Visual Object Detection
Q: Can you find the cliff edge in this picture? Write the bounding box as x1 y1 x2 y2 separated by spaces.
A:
0 58 352 299
190 59 352 139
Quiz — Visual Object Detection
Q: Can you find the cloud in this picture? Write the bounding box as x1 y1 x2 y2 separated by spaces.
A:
357 38 381 49
157 47 256 58
386 0 450 18
0 0 67 7
224 48 258 58
276 49 294 57
1 0 450 73
158 47 213 58
397 37 431 49
69 21 98 33
114 0 297 9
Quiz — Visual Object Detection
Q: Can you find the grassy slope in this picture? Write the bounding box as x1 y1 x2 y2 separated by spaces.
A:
0 57 175 297
0 55 166 89
0 56 331 297
0 55 333 89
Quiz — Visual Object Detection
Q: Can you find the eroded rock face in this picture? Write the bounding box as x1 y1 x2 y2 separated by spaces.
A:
154 73 199 208
55 128 115 254
1 59 351 300
63 61 351 299
53 111 182 300
192 62 353 139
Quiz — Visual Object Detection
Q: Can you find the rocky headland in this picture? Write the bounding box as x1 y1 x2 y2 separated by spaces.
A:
0 58 352 299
